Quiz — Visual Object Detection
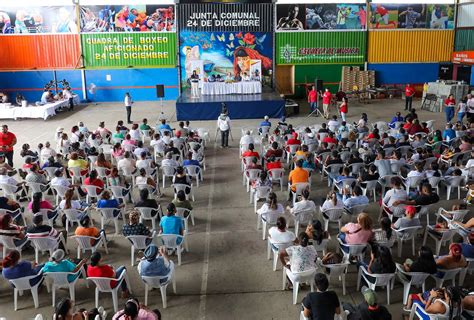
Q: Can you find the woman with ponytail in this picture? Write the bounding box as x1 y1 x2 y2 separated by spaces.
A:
256 192 284 222
112 298 161 320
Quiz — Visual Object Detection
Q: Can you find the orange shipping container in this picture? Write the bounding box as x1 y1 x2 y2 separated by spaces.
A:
0 34 81 70
368 30 454 63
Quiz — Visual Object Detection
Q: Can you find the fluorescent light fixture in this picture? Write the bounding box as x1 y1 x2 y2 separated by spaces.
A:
371 0 455 3
277 0 365 3
2 0 174 5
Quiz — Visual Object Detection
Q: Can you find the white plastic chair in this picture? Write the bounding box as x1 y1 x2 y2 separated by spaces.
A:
267 239 293 271
291 209 314 236
44 268 87 306
395 263 430 305
251 186 272 212
282 267 316 304
33 208 59 228
0 234 30 258
321 207 344 232
8 274 44 310
71 234 108 259
244 169 262 192
392 226 423 258
268 169 285 192
136 207 161 231
422 226 458 256
428 176 443 194
0 208 26 226
138 260 176 308
81 185 102 203
361 180 378 202
316 257 349 295
321 164 344 184
404 176 425 195
175 208 194 232
157 234 187 266
378 175 399 196
140 130 152 144
344 204 368 220
184 165 202 187
127 231 156 266
97 208 123 235
172 183 195 202
0 182 22 201
286 144 300 163
290 182 310 207
26 182 50 199
409 301 450 320
459 257 474 286
313 237 330 256
27 233 65 263
357 265 395 305
338 238 367 262
431 267 463 287
88 270 131 313
69 166 87 185
161 165 177 188
260 211 284 241
437 207 469 223
51 184 69 206
109 185 132 204
63 209 88 234
443 176 465 200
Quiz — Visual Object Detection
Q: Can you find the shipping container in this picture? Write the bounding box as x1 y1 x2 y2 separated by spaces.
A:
81 33 177 68
368 30 454 63
457 3 474 28
0 35 81 70
276 32 366 65
455 28 474 51
368 63 439 85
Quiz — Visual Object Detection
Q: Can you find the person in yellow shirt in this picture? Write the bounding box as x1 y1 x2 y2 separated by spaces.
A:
294 144 309 160
67 152 89 175
288 159 309 198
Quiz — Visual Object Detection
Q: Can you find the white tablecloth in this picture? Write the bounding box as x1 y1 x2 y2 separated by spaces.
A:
0 95 80 120
201 81 262 95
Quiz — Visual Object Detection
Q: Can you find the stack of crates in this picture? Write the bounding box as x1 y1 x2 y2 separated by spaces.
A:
341 66 360 92
340 67 376 92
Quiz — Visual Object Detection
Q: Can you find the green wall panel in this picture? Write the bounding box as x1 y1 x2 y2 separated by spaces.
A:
81 33 177 68
455 28 474 51
293 64 364 97
276 31 366 65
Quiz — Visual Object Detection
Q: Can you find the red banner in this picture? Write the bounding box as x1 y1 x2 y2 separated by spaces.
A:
452 51 474 64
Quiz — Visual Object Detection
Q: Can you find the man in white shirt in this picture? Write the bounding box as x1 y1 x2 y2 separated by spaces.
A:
63 87 74 111
0 168 25 196
217 108 231 148
327 116 340 133
117 152 136 174
288 189 316 216
40 141 56 161
161 152 179 168
40 89 52 104
466 93 474 122
240 130 254 146
124 92 133 124
133 141 149 158
50 168 71 188
382 176 407 207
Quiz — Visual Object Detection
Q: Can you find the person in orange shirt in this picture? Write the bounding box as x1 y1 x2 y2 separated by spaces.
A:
288 159 309 198
75 214 106 245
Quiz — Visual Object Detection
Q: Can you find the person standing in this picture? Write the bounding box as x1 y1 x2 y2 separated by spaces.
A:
404 83 415 111
307 86 318 115
456 97 467 123
124 92 133 124
444 94 456 123
466 93 474 122
63 87 74 111
321 88 332 119
190 70 200 98
0 125 16 167
217 107 231 148
339 96 348 121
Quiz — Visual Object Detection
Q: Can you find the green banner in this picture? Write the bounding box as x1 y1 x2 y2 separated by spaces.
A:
276 31 366 65
81 33 176 68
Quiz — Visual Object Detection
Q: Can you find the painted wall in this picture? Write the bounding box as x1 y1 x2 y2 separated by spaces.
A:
0 68 179 103
368 63 439 85
85 68 179 102
454 28 474 51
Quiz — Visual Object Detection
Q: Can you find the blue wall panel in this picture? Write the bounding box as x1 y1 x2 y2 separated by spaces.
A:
0 70 82 103
85 68 178 102
471 66 474 86
0 68 179 103
368 63 439 85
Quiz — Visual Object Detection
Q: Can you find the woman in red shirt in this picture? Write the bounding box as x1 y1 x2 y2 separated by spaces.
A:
339 97 348 122
87 251 129 298
444 94 456 123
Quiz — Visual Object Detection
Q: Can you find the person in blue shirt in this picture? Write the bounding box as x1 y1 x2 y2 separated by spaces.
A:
2 250 44 286
341 185 369 208
453 234 474 259
388 112 404 128
96 190 124 218
182 152 200 168
442 123 456 141
259 116 271 134
160 203 184 243
158 119 172 132
138 244 171 284
42 249 87 282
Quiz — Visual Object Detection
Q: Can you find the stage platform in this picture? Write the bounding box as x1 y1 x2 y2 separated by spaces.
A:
175 90 285 121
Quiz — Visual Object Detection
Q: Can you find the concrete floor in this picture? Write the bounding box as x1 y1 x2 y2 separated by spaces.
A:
0 97 471 320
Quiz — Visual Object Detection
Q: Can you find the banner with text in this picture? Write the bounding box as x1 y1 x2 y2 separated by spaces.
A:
0 6 77 34
178 3 273 32
79 5 175 33
81 32 176 68
276 32 365 64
